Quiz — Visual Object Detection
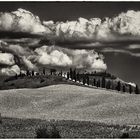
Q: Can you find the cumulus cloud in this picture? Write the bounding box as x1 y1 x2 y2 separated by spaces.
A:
112 10 140 36
34 45 107 71
1 8 140 42
41 10 140 43
0 8 52 34
0 52 15 66
22 56 36 70
0 40 107 76
0 65 20 76
34 46 72 67
3 9 140 75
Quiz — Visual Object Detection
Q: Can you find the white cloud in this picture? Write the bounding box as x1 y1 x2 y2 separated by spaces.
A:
128 82 136 87
112 10 140 36
128 44 140 50
35 45 72 67
22 56 36 70
0 52 15 65
0 8 52 34
101 48 140 57
0 65 20 76
34 45 107 71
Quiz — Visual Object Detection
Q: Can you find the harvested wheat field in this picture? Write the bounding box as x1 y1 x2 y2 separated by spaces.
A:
0 84 140 125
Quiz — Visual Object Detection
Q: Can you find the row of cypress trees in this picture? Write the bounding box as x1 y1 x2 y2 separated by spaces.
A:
67 68 139 94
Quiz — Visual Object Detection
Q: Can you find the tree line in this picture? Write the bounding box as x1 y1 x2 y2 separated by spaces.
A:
66 68 139 94
14 67 139 95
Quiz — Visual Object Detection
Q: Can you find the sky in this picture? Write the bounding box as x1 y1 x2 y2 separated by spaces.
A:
0 2 139 86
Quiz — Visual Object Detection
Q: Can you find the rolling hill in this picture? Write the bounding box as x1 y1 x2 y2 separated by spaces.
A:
0 84 140 125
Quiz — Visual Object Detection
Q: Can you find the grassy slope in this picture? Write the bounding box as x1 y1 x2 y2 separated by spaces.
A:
0 84 140 125
1 117 140 138
0 75 69 90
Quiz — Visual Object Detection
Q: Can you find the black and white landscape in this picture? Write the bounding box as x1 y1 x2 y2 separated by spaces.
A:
0 1 140 138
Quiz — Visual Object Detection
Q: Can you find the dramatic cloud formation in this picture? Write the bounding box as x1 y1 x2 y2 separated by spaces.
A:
0 40 107 75
1 8 140 41
1 8 140 75
0 8 51 34
34 46 72 67
34 45 106 70
45 10 140 42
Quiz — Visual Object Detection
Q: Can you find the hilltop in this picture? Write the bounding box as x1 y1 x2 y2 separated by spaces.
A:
0 69 138 94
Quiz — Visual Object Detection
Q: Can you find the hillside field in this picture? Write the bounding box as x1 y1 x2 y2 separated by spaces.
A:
0 84 140 125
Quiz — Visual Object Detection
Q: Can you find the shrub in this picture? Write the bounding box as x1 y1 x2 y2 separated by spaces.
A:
36 124 61 138
0 113 2 124
10 83 15 86
4 76 16 82
40 79 45 83
120 132 129 138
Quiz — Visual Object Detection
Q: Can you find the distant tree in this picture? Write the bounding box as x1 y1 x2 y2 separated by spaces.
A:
83 75 86 85
106 80 111 89
97 79 100 88
135 84 139 94
122 85 126 93
76 72 80 82
59 70 62 76
70 68 73 79
36 72 39 76
43 68 46 75
73 69 77 81
50 69 56 75
67 72 69 80
87 76 89 85
129 84 132 94
111 81 114 90
93 78 96 86
32 70 34 76
26 70 30 76
0 113 2 124
101 77 106 88
116 81 121 91
15 74 18 79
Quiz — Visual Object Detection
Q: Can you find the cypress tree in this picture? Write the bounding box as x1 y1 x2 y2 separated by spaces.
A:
106 80 111 89
87 76 89 85
111 82 114 90
97 79 100 88
26 70 30 76
15 74 18 79
83 75 86 85
123 85 126 92
70 68 73 79
93 78 96 86
73 69 76 81
129 84 132 94
77 72 80 82
43 68 45 75
60 70 62 76
135 84 139 94
101 77 106 88
67 72 69 79
32 70 34 76
116 81 121 91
